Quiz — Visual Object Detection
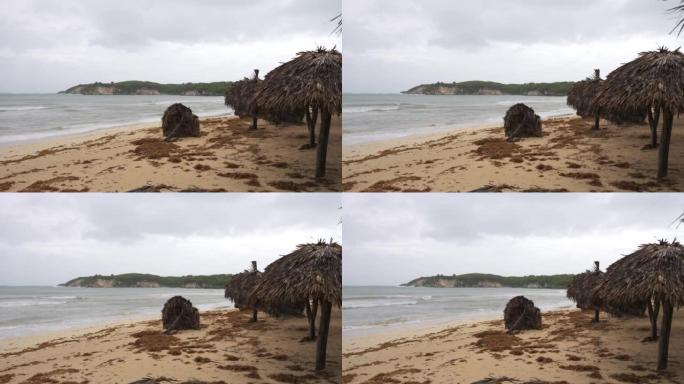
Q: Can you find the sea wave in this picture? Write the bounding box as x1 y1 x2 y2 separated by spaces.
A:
343 104 400 114
0 106 50 112
0 300 69 308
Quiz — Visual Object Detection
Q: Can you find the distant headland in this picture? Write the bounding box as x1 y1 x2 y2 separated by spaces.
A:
402 273 575 289
59 273 232 289
402 81 575 96
59 81 233 96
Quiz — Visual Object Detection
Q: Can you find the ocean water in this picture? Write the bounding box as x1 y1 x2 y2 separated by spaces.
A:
343 94 574 145
0 286 231 339
0 94 231 145
343 286 573 338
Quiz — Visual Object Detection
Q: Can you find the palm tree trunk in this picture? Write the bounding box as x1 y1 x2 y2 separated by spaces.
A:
658 300 674 370
315 109 332 178
657 109 674 178
315 299 332 371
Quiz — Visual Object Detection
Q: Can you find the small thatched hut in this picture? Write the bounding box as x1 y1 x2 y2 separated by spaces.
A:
161 296 200 334
225 261 262 322
593 47 684 177
567 261 603 322
592 241 684 370
161 104 200 140
504 296 542 333
503 103 542 141
249 240 342 371
225 70 262 130
567 69 604 130
252 48 342 178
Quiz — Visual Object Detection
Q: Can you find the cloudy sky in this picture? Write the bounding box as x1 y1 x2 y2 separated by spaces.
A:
0 0 341 93
343 194 684 286
0 194 341 286
344 0 682 93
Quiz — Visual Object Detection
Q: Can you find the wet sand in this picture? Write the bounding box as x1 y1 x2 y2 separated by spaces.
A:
342 309 683 384
0 116 341 192
0 308 341 384
343 116 684 192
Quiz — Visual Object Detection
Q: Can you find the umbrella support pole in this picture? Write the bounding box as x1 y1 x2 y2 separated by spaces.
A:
648 299 659 340
593 113 600 131
251 309 258 323
657 300 673 370
315 109 332 178
593 309 599 323
648 106 660 148
657 109 674 178
305 300 317 340
315 299 332 371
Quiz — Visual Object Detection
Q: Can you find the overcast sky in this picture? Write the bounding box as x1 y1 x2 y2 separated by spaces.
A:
0 0 341 93
0 194 341 286
344 0 682 93
343 194 684 286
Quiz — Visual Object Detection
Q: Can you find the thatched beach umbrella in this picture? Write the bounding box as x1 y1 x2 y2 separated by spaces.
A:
592 241 684 370
249 240 342 371
593 47 684 177
567 261 603 322
225 261 262 322
252 48 342 178
567 70 604 131
225 70 262 130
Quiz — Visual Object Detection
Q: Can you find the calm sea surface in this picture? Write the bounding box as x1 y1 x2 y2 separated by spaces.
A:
343 94 574 145
0 286 231 339
343 286 573 338
0 94 231 145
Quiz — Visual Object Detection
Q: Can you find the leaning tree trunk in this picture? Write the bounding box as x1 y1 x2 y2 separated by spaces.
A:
315 109 332 178
657 109 674 178
658 299 674 370
315 299 333 371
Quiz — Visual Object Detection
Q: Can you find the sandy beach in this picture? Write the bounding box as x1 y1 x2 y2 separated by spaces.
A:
342 309 683 384
343 116 684 192
0 308 341 384
0 115 341 192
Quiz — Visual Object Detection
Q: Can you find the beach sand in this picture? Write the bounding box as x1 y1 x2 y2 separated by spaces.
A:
0 115 341 192
342 309 683 384
0 308 341 384
343 116 684 192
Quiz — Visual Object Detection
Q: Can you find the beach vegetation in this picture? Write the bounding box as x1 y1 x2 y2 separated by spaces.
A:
402 273 575 289
60 81 233 96
403 80 575 96
60 273 232 289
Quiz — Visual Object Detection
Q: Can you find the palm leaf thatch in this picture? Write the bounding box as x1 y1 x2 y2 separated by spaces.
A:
567 70 603 120
503 296 542 334
566 261 603 322
252 48 342 178
503 103 542 140
592 47 684 177
225 261 262 322
225 73 261 120
591 241 684 370
161 296 200 334
249 240 341 371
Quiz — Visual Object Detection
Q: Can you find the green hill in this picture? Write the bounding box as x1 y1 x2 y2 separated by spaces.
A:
59 81 233 96
402 273 575 289
402 81 575 96
60 273 232 289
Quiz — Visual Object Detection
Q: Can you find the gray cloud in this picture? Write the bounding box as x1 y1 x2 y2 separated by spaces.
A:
343 194 684 285
343 0 681 93
0 194 341 285
0 0 340 92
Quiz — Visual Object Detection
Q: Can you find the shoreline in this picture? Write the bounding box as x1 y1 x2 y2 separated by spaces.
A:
343 114 684 192
0 114 341 192
343 308 684 383
1 308 342 383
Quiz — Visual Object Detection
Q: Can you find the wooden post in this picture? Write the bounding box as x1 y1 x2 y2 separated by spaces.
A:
657 109 674 178
305 107 316 148
658 300 674 370
305 300 316 340
648 300 656 339
315 109 332 178
315 299 332 371
592 70 601 131
249 69 260 131
251 260 258 322
653 297 661 340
